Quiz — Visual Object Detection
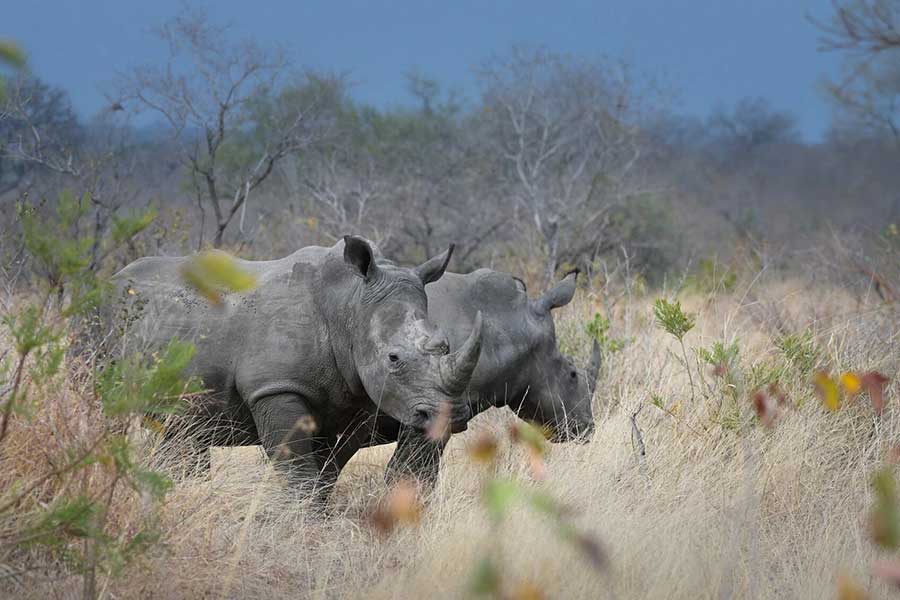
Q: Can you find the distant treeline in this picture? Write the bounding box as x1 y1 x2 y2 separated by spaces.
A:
2 8 899 286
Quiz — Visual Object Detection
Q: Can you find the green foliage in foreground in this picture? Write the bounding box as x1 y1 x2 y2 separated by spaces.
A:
467 422 606 598
0 191 194 599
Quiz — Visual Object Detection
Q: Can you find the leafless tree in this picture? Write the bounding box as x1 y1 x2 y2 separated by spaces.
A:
115 7 334 248
817 0 900 54
0 76 83 196
816 1 900 149
294 149 390 246
476 47 648 284
0 77 146 270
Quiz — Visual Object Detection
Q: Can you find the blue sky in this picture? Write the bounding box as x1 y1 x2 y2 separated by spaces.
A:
7 0 842 140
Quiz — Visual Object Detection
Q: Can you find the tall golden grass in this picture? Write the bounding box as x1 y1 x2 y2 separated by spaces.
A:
2 275 898 599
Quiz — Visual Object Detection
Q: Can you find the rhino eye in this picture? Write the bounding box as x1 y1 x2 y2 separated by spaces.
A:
388 353 400 363
570 370 578 379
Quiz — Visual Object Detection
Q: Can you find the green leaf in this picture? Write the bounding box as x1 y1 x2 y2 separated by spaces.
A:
131 469 172 500
2 305 61 355
27 496 100 546
0 40 27 70
510 421 548 457
482 478 521 522
99 339 197 417
776 331 819 376
180 250 257 306
525 489 566 518
871 467 900 550
468 557 501 596
584 312 628 354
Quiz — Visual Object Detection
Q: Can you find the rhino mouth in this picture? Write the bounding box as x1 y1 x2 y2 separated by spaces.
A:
411 402 471 434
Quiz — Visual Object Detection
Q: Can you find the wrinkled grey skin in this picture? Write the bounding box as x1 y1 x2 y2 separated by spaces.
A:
109 236 483 497
357 269 601 483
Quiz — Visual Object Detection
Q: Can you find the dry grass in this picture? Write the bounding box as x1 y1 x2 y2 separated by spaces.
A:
3 275 899 599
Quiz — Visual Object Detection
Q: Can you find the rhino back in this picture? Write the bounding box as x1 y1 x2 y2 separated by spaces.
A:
110 246 348 417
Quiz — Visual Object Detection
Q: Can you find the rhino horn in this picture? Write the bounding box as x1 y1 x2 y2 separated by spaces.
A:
439 310 483 395
588 339 602 396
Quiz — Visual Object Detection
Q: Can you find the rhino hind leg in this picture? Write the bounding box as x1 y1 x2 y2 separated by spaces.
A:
385 427 445 487
251 394 334 500
150 406 259 479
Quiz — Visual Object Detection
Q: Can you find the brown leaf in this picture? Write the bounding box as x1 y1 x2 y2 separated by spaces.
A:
887 446 900 465
837 573 868 600
712 362 728 379
468 432 499 464
425 400 451 442
510 581 546 600
367 479 423 537
751 388 781 428
872 559 900 588
526 449 547 481
574 531 608 571
861 371 890 415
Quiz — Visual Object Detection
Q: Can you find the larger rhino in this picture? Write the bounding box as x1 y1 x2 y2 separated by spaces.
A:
110 236 483 496
353 269 601 482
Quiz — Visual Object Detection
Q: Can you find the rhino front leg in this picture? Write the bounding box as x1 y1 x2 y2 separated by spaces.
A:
385 426 446 486
251 394 329 498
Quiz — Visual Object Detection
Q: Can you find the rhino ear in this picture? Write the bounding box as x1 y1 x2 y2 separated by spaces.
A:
533 269 578 314
415 244 454 285
343 235 379 281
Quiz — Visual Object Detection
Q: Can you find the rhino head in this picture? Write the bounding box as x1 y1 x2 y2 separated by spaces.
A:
516 271 600 443
342 236 482 435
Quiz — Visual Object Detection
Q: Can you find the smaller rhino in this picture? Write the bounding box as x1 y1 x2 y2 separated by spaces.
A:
358 269 602 482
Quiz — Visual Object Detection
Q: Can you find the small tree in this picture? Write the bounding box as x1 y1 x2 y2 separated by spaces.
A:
816 0 900 150
116 7 334 248
0 190 190 600
476 47 649 284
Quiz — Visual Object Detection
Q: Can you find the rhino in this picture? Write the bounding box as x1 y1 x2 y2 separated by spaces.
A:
109 236 483 497
350 269 602 482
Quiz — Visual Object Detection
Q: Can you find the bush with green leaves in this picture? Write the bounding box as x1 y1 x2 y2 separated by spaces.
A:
653 298 697 401
0 190 195 599
698 340 740 390
775 331 819 376
584 312 629 355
